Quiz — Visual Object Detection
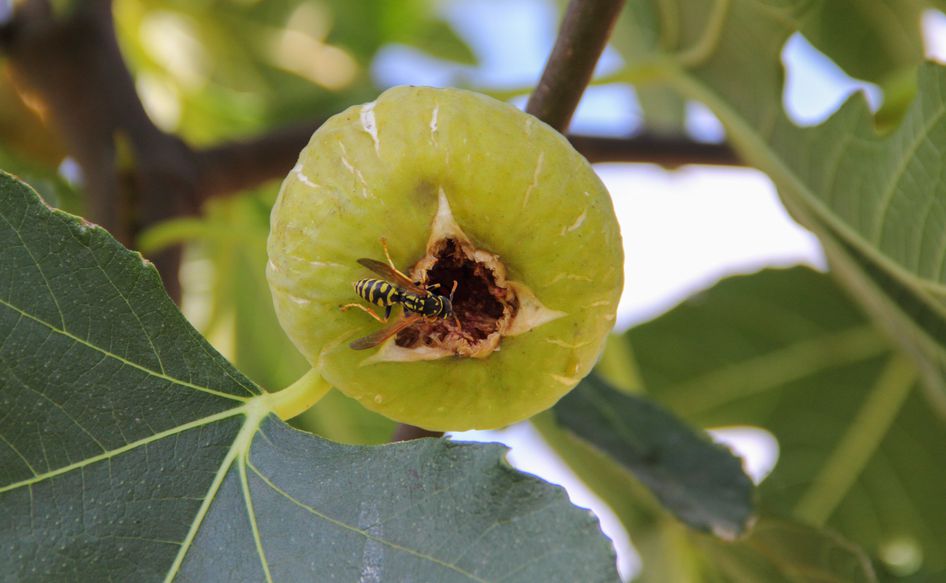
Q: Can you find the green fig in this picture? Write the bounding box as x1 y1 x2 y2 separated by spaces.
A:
267 86 622 430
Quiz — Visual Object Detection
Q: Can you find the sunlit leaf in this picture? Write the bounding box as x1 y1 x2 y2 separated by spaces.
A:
796 0 924 88
613 0 946 418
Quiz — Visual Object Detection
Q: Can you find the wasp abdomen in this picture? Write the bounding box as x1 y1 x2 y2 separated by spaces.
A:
354 278 402 307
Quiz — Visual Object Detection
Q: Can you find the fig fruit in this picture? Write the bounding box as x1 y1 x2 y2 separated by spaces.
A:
267 86 622 430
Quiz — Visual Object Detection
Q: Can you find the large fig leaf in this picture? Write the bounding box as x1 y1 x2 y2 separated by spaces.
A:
615 0 946 412
624 267 946 579
0 172 618 582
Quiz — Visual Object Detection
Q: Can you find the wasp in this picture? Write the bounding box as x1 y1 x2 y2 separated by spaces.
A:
341 239 458 350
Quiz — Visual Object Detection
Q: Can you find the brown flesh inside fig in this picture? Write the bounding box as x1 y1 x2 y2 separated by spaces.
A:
396 238 518 357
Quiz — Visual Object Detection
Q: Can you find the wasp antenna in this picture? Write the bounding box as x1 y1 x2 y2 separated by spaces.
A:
380 237 397 271
449 280 458 302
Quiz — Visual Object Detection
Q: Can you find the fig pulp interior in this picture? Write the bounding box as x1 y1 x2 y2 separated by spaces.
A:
396 238 518 356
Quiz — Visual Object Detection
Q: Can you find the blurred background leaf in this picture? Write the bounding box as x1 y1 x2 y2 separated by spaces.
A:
535 411 878 583
600 267 945 580
113 0 474 143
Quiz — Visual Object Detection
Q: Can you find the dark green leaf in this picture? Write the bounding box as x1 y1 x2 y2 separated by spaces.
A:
555 375 754 538
143 192 397 444
0 172 619 581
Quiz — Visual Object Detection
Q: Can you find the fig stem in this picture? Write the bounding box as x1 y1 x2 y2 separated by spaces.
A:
266 368 332 420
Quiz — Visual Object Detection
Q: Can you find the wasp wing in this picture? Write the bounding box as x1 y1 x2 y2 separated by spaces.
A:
357 258 425 294
350 314 422 350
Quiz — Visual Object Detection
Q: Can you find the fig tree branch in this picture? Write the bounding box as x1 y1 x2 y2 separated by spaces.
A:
195 122 320 202
193 125 741 201
526 0 628 133
570 134 740 166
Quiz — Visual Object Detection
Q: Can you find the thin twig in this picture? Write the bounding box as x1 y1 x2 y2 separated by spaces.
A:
526 0 627 132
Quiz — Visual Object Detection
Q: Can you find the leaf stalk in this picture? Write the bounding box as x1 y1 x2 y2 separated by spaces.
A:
266 368 332 420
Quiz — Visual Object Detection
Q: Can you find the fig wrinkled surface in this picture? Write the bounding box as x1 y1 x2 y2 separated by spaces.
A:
267 86 623 430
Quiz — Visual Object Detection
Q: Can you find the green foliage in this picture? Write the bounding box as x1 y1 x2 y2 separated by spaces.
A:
114 0 474 143
555 374 754 538
618 0 946 414
624 267 944 579
0 172 618 581
140 192 397 443
5 0 946 580
535 412 878 583
600 9 946 575
796 0 924 88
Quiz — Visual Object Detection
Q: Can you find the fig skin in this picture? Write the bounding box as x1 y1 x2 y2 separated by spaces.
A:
267 86 623 431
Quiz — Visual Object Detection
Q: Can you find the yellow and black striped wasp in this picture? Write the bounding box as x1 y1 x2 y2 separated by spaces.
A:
341 239 458 349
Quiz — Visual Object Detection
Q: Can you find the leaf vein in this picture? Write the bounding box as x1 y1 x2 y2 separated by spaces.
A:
0 206 66 330
0 427 37 477
247 460 489 583
0 407 244 493
0 296 249 403
239 455 274 583
870 100 946 247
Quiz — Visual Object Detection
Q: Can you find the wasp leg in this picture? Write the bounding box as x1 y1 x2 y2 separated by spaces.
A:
450 281 462 332
340 303 387 323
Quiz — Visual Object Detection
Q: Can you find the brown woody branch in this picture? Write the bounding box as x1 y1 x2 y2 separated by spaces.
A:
194 125 742 200
3 0 194 300
526 0 627 133
570 134 740 166
194 122 320 202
